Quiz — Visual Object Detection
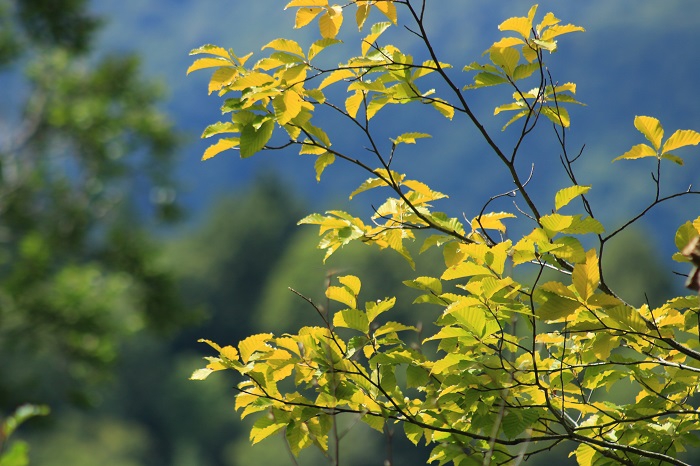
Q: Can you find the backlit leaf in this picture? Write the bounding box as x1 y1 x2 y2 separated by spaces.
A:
431 98 454 119
366 297 395 322
355 2 370 30
613 143 657 162
662 129 700 153
333 308 369 333
314 152 335 181
554 185 591 211
189 44 231 58
392 132 431 145
345 90 364 118
326 285 357 308
319 6 343 39
295 7 323 28
263 38 305 58
534 289 580 322
374 1 397 24
187 57 231 74
308 38 342 60
572 249 599 301
240 119 274 158
238 333 273 363
208 67 238 94
362 22 392 56
202 138 239 161
498 5 537 39
634 115 664 151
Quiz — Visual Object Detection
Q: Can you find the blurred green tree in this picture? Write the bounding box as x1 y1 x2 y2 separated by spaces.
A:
0 0 186 411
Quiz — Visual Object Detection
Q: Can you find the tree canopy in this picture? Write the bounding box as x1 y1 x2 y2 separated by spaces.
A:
190 2 700 465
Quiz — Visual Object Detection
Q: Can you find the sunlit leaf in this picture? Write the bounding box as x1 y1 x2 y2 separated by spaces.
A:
554 185 590 211
187 57 231 74
319 6 343 39
295 7 324 28
240 119 274 158
634 115 664 151
202 138 239 161
662 129 700 153
314 152 335 181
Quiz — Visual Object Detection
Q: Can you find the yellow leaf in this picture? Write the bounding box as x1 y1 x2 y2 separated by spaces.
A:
326 285 357 309
189 44 231 59
189 368 214 380
229 72 274 90
208 67 238 94
202 138 239 161
187 57 231 74
490 46 520 76
612 143 657 162
295 7 323 28
319 68 355 90
220 345 240 361
536 12 559 33
338 275 362 295
285 0 328 7
471 212 516 233
540 23 585 41
441 261 492 280
314 152 335 181
498 4 537 39
374 0 397 24
431 98 454 120
356 2 371 30
345 90 364 118
333 309 369 333
308 38 342 61
262 38 305 58
662 129 700 153
554 185 591 211
238 333 273 363
361 21 392 57
572 249 599 301
634 115 664 151
319 6 343 39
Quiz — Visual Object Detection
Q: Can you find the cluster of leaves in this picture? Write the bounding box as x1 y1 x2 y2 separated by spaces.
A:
0 404 49 466
190 1 700 465
0 0 185 409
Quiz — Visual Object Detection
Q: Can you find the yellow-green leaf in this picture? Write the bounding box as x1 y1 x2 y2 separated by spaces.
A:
572 249 599 301
441 261 492 280
662 129 700 153
308 38 342 60
326 285 357 309
431 98 454 120
361 22 392 56
263 38 305 58
338 275 361 295
187 57 231 74
366 297 396 323
634 115 664 151
208 67 238 94
314 152 335 181
554 185 591 211
391 132 431 145
534 289 580 322
189 44 231 58
471 212 516 233
333 309 369 333
189 368 214 380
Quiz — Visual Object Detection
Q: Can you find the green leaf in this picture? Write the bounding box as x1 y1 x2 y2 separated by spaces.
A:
534 289 581 322
240 119 274 158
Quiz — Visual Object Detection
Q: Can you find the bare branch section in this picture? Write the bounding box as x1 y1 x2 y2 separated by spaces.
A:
189 1 700 465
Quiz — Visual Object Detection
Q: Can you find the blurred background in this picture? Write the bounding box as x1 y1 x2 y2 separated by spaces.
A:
1 0 699 464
